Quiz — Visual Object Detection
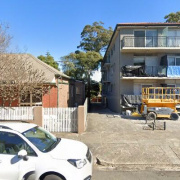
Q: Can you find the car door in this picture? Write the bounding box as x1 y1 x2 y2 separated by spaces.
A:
0 131 37 180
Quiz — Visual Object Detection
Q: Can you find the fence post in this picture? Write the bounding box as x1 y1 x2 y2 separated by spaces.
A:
32 107 43 127
78 106 85 134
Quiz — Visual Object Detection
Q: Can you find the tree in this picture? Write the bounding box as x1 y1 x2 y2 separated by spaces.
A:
90 80 101 98
164 11 180 23
61 51 102 98
77 21 113 53
0 23 12 52
37 52 59 70
0 54 48 106
62 22 112 99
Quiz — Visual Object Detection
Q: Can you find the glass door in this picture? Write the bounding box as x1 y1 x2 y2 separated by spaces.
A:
146 30 157 47
134 31 145 47
168 30 176 47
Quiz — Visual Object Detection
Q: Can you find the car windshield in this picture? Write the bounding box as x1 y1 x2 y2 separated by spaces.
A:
22 126 60 152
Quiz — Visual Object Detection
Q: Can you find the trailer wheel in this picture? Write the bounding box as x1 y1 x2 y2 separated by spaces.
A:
147 112 156 121
170 112 179 121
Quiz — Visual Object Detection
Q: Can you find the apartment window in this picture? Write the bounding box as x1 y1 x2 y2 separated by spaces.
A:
134 30 157 47
168 30 180 47
168 56 180 66
146 30 158 47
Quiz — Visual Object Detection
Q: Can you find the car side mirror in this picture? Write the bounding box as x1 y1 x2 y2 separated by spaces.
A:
18 149 28 161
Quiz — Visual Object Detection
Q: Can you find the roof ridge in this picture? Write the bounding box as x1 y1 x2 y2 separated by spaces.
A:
28 54 70 79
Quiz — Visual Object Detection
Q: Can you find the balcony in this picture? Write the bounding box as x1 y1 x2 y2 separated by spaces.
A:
122 36 180 53
121 65 167 79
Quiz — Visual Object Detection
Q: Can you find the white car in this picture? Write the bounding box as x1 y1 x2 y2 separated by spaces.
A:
0 122 93 180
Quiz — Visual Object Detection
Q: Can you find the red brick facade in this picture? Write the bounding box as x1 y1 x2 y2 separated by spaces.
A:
0 78 85 108
42 85 58 107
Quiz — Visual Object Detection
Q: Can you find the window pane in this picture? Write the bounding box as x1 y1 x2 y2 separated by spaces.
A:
176 58 180 65
0 132 36 156
134 31 145 47
168 57 175 66
23 126 57 152
146 30 157 47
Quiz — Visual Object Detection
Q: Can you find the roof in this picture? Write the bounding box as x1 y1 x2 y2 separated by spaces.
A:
116 22 180 26
0 122 37 133
3 53 70 83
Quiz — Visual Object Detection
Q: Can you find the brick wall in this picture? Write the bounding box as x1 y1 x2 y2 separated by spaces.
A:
42 85 58 107
0 99 19 107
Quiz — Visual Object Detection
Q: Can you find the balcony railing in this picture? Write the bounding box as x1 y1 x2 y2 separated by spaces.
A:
121 65 167 77
122 36 180 48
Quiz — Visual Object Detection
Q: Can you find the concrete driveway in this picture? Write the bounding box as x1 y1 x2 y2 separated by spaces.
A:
55 103 180 171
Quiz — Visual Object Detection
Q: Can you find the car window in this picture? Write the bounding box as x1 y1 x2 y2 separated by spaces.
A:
23 126 59 152
0 131 36 156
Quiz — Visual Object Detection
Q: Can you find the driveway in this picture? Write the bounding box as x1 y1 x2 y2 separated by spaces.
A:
55 103 180 171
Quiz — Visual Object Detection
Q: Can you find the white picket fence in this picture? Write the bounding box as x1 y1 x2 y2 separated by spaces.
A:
43 107 78 132
0 107 34 120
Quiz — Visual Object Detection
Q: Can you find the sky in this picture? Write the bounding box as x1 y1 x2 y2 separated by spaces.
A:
0 0 180 81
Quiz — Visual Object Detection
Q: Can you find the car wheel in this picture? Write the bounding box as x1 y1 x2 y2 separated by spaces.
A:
43 174 64 180
170 112 179 121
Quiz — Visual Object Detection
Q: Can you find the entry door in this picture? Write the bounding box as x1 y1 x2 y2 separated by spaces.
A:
134 31 145 47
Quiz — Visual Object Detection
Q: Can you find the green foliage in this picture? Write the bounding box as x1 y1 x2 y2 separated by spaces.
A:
37 52 59 70
61 51 102 80
90 80 101 98
62 21 112 98
61 51 102 98
164 11 180 23
77 21 113 53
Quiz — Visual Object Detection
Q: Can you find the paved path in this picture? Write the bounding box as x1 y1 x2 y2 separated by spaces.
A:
55 103 180 171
